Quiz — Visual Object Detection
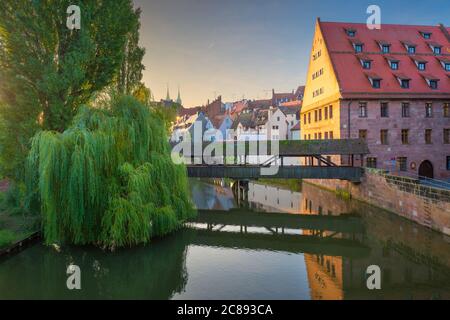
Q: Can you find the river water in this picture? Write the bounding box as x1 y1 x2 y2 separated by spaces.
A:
0 179 449 300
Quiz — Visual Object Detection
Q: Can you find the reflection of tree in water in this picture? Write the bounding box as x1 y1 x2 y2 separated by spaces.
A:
0 230 195 299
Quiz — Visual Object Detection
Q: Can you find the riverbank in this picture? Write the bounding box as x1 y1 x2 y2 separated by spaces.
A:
0 210 38 251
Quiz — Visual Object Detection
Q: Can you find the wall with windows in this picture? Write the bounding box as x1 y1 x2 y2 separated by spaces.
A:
340 99 450 179
301 20 342 142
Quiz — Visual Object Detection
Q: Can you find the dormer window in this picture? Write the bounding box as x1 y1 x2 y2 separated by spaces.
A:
394 73 411 89
377 40 390 53
422 74 440 89
401 80 410 89
345 28 356 37
349 39 364 53
402 41 416 54
427 42 442 54
418 62 426 71
366 73 382 88
411 56 427 71
430 80 438 89
391 61 399 70
358 54 373 70
421 32 432 39
446 63 450 72
385 56 400 70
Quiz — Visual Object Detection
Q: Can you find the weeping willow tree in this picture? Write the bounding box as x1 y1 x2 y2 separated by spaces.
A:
26 96 195 248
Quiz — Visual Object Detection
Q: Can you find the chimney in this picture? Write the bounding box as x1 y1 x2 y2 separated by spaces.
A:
439 23 450 43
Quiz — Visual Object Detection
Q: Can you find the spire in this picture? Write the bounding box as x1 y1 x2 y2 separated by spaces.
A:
166 84 171 101
176 86 182 105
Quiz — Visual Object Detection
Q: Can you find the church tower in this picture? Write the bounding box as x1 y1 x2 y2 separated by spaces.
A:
165 84 171 101
176 86 182 105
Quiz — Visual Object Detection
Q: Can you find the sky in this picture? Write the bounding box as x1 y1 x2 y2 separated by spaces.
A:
133 0 450 107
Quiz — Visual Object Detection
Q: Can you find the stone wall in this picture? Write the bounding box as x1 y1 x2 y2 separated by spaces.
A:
306 169 450 236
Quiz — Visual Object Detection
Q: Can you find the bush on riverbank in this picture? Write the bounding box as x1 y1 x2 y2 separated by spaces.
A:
26 96 195 249
0 230 15 249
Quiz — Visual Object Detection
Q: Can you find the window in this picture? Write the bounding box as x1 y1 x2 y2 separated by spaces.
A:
382 45 390 53
318 109 322 121
324 132 329 139
324 106 329 119
314 110 318 122
367 157 377 168
329 105 333 119
429 80 438 89
380 102 389 117
355 44 363 53
363 60 371 69
445 63 450 71
401 79 410 89
318 132 322 140
303 114 307 125
359 130 367 140
390 61 399 70
422 32 431 39
434 46 441 54
418 62 426 71
425 129 432 144
329 131 333 139
277 116 280 121
408 46 416 54
308 112 311 124
444 129 450 144
380 130 389 145
272 125 279 130
401 129 409 144
347 29 356 37
359 102 368 117
444 103 450 117
447 156 450 171
397 157 407 172
425 103 433 118
402 103 410 117
372 79 381 88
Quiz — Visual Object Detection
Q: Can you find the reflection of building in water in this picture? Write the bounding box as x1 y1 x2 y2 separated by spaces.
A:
304 254 344 300
247 182 301 213
300 182 450 300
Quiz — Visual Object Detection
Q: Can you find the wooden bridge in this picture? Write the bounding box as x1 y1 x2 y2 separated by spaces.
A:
172 139 369 182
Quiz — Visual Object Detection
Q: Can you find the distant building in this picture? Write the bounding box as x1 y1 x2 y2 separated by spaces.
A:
301 18 450 179
291 122 301 140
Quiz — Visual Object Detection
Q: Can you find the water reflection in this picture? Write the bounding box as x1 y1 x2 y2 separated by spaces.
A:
0 178 449 299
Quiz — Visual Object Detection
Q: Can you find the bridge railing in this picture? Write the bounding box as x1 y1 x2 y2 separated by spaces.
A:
170 139 370 168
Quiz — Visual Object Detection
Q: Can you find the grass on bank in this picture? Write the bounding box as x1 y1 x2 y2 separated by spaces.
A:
0 183 39 249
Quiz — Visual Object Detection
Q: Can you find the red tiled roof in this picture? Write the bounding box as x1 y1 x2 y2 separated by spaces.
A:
280 100 302 108
319 21 450 98
291 122 301 131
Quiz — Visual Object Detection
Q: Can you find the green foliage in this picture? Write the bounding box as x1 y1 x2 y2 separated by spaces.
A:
26 96 195 248
151 102 180 133
0 0 140 178
335 188 352 201
116 8 146 96
0 230 16 249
